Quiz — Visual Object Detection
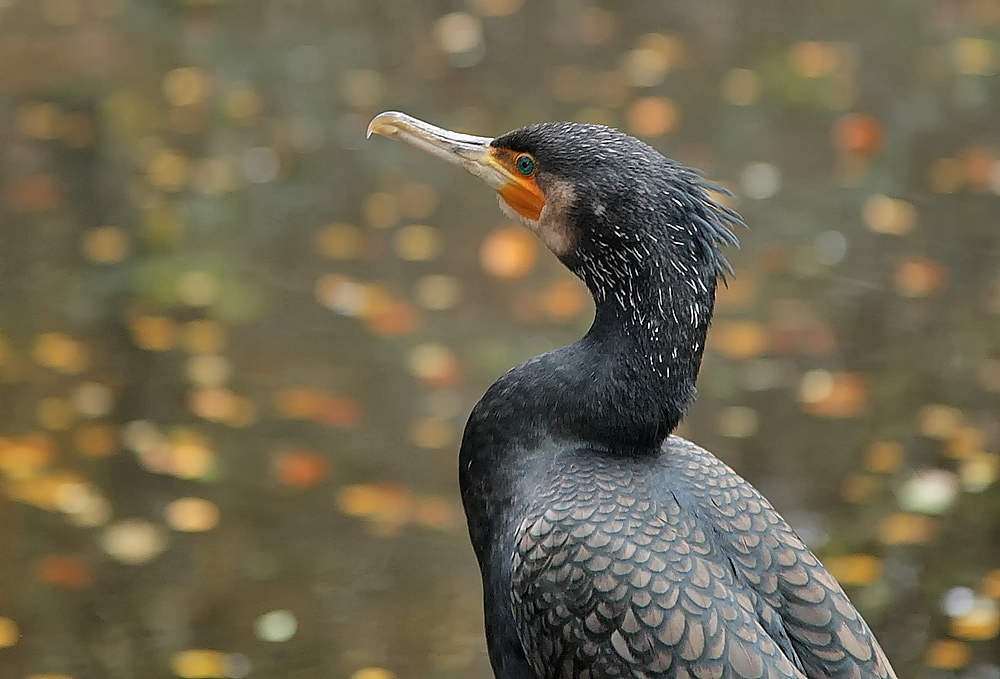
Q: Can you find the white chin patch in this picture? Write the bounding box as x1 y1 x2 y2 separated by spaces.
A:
496 182 574 258
497 195 537 228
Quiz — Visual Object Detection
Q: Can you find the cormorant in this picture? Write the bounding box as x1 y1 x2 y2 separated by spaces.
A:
368 111 897 679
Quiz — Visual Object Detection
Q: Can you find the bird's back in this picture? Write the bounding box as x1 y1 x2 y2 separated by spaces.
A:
508 435 896 679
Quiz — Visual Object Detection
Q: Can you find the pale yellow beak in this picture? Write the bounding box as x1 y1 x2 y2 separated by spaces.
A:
367 111 545 221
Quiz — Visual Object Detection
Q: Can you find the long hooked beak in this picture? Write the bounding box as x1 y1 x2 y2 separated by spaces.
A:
367 111 545 221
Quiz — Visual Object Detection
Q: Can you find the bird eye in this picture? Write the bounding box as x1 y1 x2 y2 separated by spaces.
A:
515 154 536 176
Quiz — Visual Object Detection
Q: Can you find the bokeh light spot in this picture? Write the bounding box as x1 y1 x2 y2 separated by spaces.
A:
710 321 768 360
350 668 396 679
415 274 462 310
864 441 904 474
189 387 238 423
434 12 483 65
163 67 211 107
315 275 367 316
186 354 231 387
394 224 441 261
37 553 91 588
33 333 89 373
895 257 946 297
0 617 19 648
789 41 840 78
192 158 238 195
879 512 936 545
183 320 227 354
955 37 996 75
961 453 999 492
841 473 875 504
623 48 668 87
928 157 963 193
72 382 114 418
408 344 460 386
898 469 959 515
362 192 400 229
950 598 1000 640
226 653 252 678
178 271 219 307
38 397 75 431
814 231 847 265
171 650 229 679
833 113 883 156
480 225 537 278
147 149 190 191
0 434 56 480
224 83 262 122
740 163 781 200
926 639 971 670
316 223 364 260
255 609 298 642
799 369 834 404
18 101 64 139
169 436 216 479
623 34 682 87
943 587 976 617
826 553 882 586
411 417 454 449
919 404 962 439
165 497 221 532
101 519 168 565
799 371 867 417
626 97 679 137
82 226 130 264
273 449 330 488
273 388 362 427
122 420 163 454
539 279 589 322
57 482 111 527
130 315 177 351
414 496 458 530
337 484 412 526
861 195 916 235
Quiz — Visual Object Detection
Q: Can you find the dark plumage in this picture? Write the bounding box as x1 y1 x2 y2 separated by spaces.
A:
366 112 897 679
495 122 741 281
486 123 741 447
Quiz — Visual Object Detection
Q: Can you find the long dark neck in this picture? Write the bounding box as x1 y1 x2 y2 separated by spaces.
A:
562 251 718 449
589 264 714 383
458 244 719 566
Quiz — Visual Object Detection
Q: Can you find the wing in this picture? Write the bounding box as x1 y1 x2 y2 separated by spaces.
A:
664 437 896 679
509 440 896 679
511 456 805 679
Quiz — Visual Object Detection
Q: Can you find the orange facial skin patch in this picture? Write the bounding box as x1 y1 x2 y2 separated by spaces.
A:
490 148 545 221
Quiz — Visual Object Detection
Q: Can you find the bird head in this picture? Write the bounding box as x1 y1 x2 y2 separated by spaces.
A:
367 112 740 298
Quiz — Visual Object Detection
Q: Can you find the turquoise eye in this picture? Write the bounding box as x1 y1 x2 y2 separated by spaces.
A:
515 154 536 176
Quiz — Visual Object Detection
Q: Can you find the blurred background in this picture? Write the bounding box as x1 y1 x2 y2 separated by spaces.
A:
0 0 999 677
